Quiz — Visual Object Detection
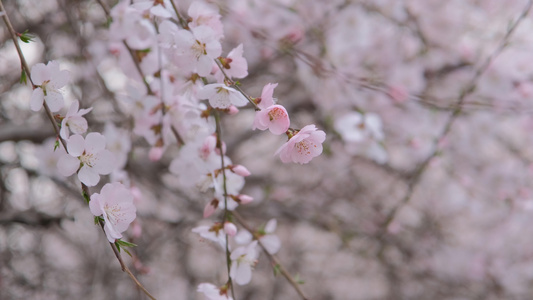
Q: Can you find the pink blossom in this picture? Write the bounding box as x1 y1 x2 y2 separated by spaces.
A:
197 84 248 109
215 44 248 82
188 1 224 39
252 83 290 135
57 133 115 186
192 224 226 248
224 222 237 236
276 125 326 164
60 100 93 139
30 61 69 112
230 165 251 177
174 25 222 76
203 199 218 218
197 283 232 300
89 182 137 243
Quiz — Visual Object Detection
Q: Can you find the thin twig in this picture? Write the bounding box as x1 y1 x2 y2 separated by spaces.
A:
214 110 236 298
379 0 533 232
232 211 310 300
1 2 157 298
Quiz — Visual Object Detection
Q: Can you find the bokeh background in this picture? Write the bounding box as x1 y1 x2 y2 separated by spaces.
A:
2 0 533 299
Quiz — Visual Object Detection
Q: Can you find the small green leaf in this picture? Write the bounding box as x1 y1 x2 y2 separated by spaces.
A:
94 216 104 225
116 239 137 248
273 264 281 277
19 69 27 84
53 140 60 151
19 30 35 43
123 248 132 257
83 190 90 204
294 274 305 285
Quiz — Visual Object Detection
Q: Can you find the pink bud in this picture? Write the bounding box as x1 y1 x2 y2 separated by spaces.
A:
203 199 219 218
228 105 239 115
224 222 237 236
237 194 253 205
232 165 251 177
149 146 164 161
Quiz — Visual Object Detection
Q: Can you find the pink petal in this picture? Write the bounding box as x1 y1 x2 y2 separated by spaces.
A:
85 132 106 154
30 88 44 111
89 193 103 216
93 150 115 175
57 154 80 176
44 90 64 112
67 134 85 157
30 63 49 85
78 166 100 186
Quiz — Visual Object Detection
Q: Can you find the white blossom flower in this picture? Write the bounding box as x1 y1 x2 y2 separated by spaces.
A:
197 84 248 109
197 283 232 300
30 61 69 112
230 241 258 285
57 133 115 186
60 100 93 139
89 182 137 243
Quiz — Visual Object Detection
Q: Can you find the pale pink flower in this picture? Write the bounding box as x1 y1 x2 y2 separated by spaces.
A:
197 84 248 109
197 283 232 300
188 1 224 39
215 44 248 82
203 199 218 218
334 112 384 143
276 125 326 164
235 219 280 255
252 83 290 135
89 182 137 243
174 25 222 76
57 133 115 186
30 61 69 112
260 219 281 254
60 100 93 139
230 165 251 177
230 241 258 285
224 222 237 236
192 224 226 248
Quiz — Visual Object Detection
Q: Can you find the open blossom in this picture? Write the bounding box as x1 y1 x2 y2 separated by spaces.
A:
230 241 259 285
89 182 137 243
174 25 221 76
235 219 281 255
252 83 290 135
197 283 232 300
60 100 93 139
30 61 69 112
276 125 326 164
57 133 115 186
215 44 248 82
197 84 248 109
188 1 224 39
192 223 226 248
334 112 384 143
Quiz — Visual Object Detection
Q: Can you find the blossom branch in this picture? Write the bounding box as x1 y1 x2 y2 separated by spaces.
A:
232 211 310 300
0 0 66 149
214 59 260 110
214 110 236 298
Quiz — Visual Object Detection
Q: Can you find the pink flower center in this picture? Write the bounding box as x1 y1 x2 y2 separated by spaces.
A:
104 203 125 226
268 107 286 121
295 139 316 156
192 40 207 59
80 152 96 167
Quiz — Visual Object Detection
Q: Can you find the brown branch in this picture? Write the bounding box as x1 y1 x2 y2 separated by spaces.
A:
379 0 533 233
232 211 310 300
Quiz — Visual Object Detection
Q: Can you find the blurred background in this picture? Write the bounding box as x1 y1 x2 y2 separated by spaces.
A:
2 0 533 299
